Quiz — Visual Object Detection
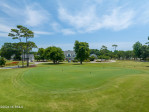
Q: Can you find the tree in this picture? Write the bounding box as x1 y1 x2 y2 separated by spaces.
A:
145 36 149 46
112 44 118 51
89 55 96 61
8 25 25 66
0 57 6 67
133 41 142 60
45 46 64 64
90 49 100 56
140 45 149 60
37 48 45 61
21 26 34 67
74 40 89 64
27 41 37 51
100 45 110 56
0 43 16 60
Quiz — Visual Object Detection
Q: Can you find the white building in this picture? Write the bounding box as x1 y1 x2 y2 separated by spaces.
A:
64 50 76 61
11 54 34 62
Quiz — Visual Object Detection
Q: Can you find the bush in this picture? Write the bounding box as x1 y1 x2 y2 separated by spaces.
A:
98 55 110 60
72 59 78 63
89 56 95 61
96 60 101 62
0 57 6 67
83 59 90 62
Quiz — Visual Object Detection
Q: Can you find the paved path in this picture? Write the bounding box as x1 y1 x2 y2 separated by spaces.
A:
0 60 116 69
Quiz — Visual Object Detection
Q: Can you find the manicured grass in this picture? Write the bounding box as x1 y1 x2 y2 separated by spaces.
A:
0 61 149 112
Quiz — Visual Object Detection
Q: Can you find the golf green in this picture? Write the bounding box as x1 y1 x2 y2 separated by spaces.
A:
21 65 142 92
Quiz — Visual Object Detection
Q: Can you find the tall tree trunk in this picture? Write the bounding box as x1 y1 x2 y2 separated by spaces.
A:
21 50 24 67
20 39 24 67
26 38 29 67
80 61 82 64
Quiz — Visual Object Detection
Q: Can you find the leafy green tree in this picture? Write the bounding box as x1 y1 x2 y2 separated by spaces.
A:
124 51 134 60
100 45 110 56
74 40 90 64
0 43 16 60
0 57 6 67
21 26 34 67
90 49 100 56
8 25 25 66
140 45 149 60
89 55 96 61
45 46 64 64
112 44 118 51
37 48 45 61
145 36 149 46
133 41 142 60
117 51 125 60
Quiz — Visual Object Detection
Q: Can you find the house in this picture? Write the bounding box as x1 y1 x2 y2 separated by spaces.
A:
64 50 76 61
22 54 35 62
11 54 34 62
90 54 98 59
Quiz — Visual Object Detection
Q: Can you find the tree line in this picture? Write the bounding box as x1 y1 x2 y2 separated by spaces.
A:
0 25 149 65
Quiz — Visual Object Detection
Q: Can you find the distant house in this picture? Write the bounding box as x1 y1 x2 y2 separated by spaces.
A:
64 50 76 61
11 54 34 62
22 54 35 62
90 54 98 59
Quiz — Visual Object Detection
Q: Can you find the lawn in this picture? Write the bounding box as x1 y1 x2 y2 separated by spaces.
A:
0 61 149 112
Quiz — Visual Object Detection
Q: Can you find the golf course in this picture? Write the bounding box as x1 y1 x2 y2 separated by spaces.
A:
0 61 149 112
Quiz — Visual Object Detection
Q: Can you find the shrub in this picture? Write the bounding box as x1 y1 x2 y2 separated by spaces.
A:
72 59 78 63
83 59 90 62
5 61 19 66
98 55 110 60
89 56 96 61
0 57 6 67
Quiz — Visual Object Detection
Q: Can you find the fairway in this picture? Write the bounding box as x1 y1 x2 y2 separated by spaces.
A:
0 61 149 112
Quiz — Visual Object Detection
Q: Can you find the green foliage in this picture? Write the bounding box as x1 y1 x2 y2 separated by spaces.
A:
74 40 90 64
45 46 64 64
99 45 110 56
72 59 78 63
8 25 35 67
90 49 100 55
133 41 142 59
0 57 6 66
140 45 149 60
89 55 96 61
112 44 118 51
0 43 21 60
98 55 110 60
83 59 90 62
36 48 45 61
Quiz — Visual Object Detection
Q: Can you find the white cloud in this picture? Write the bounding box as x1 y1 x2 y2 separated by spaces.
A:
0 24 12 33
0 32 9 38
34 31 52 35
58 5 135 33
51 22 61 32
25 4 50 26
61 29 75 35
102 7 134 31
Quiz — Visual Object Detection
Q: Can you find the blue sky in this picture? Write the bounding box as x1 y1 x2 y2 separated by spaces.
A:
0 0 149 51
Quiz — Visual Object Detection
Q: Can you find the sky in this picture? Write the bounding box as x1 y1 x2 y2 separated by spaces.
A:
0 0 149 51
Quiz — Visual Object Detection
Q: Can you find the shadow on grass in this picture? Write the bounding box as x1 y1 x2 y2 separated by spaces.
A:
146 66 149 67
42 63 65 65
